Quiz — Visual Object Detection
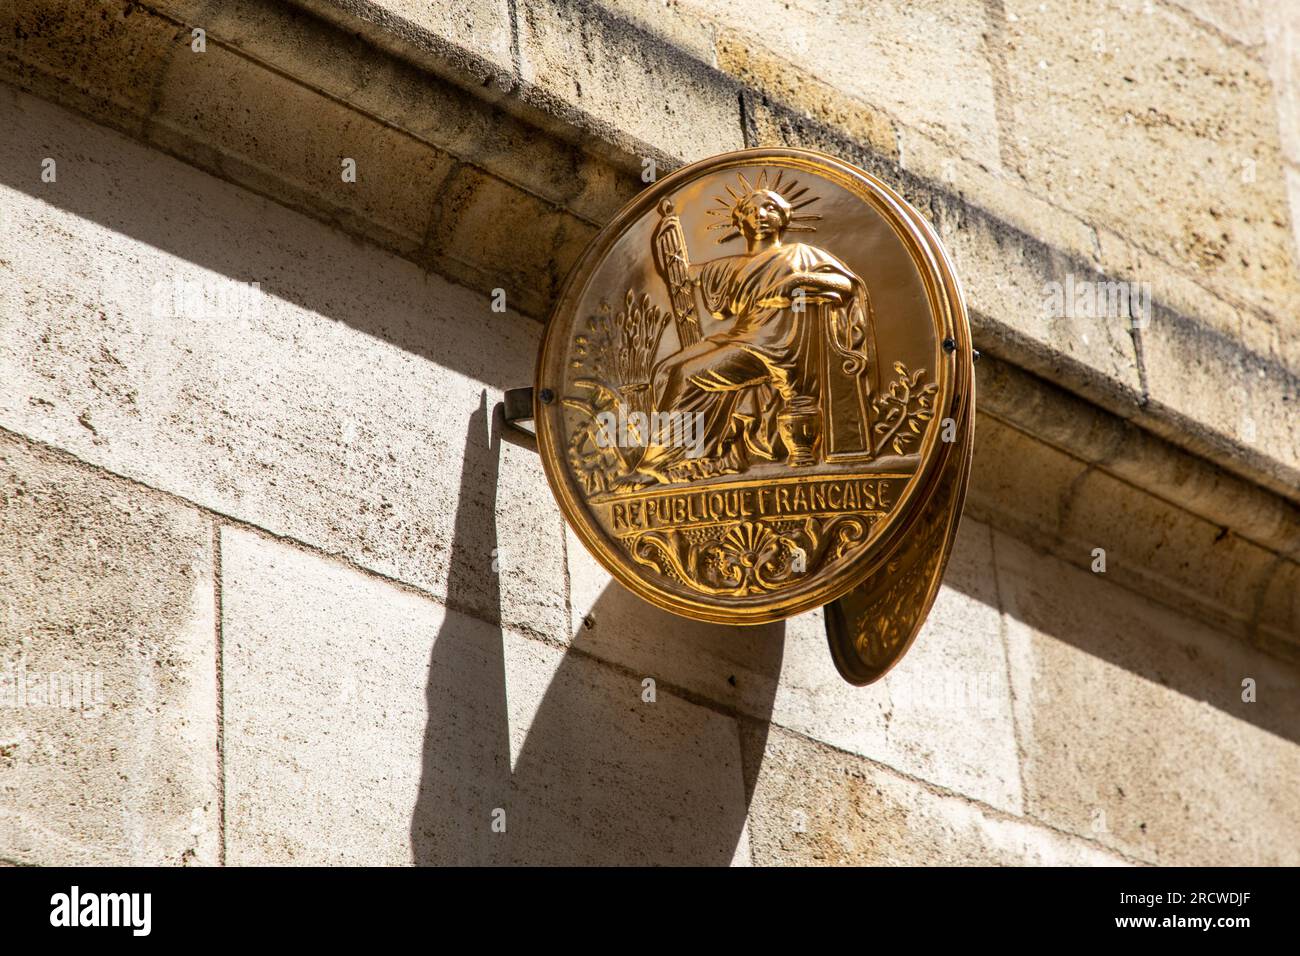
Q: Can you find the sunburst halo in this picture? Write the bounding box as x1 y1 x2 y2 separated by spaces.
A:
703 168 823 244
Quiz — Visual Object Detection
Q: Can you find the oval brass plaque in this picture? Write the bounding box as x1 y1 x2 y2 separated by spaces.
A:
535 147 972 647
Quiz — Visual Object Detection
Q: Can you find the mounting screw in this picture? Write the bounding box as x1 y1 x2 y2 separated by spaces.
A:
973 349 981 363
942 337 957 354
539 388 555 405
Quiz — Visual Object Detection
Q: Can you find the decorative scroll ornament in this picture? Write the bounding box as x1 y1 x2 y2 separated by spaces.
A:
530 147 975 683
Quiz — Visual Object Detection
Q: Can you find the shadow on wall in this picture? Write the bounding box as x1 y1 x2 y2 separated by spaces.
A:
405 395 1300 866
409 394 784 865
951 482 1300 748
0 92 522 391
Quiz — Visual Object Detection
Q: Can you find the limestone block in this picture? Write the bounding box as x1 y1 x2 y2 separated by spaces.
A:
995 531 1300 865
221 526 751 865
0 436 217 865
742 724 1126 865
1001 0 1299 320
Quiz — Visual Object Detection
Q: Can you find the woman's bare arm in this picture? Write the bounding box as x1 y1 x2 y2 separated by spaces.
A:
786 271 852 294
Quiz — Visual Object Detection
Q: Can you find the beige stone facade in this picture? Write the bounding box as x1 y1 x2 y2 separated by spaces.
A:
0 0 1296 864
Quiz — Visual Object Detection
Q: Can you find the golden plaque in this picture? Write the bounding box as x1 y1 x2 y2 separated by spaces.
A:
529 147 974 684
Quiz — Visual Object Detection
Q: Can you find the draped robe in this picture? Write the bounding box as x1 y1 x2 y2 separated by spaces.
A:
639 241 873 479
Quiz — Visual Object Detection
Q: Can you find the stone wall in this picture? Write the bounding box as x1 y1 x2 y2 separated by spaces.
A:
0 0 1296 864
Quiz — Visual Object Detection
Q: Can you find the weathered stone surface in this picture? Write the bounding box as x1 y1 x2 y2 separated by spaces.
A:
1256 557 1300 661
147 0 607 316
975 354 1300 562
566 516 1023 814
1 0 629 317
425 162 599 315
222 525 461 866
968 411 1298 657
291 0 516 76
154 34 458 254
1288 167 1300 272
515 0 744 163
1001 0 1299 321
0 88 569 642
771 520 1021 813
742 724 1126 865
222 526 751 865
1057 458 1281 640
1169 0 1267 48
191 0 638 238
1265 3 1300 167
590 0 719 65
718 33 897 162
966 414 1087 553
0 435 217 865
945 209 1143 405
995 531 1300 865
895 124 1100 269
563 526 787 719
499 618 752 866
0 0 178 137
648 0 1000 168
1135 306 1300 507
